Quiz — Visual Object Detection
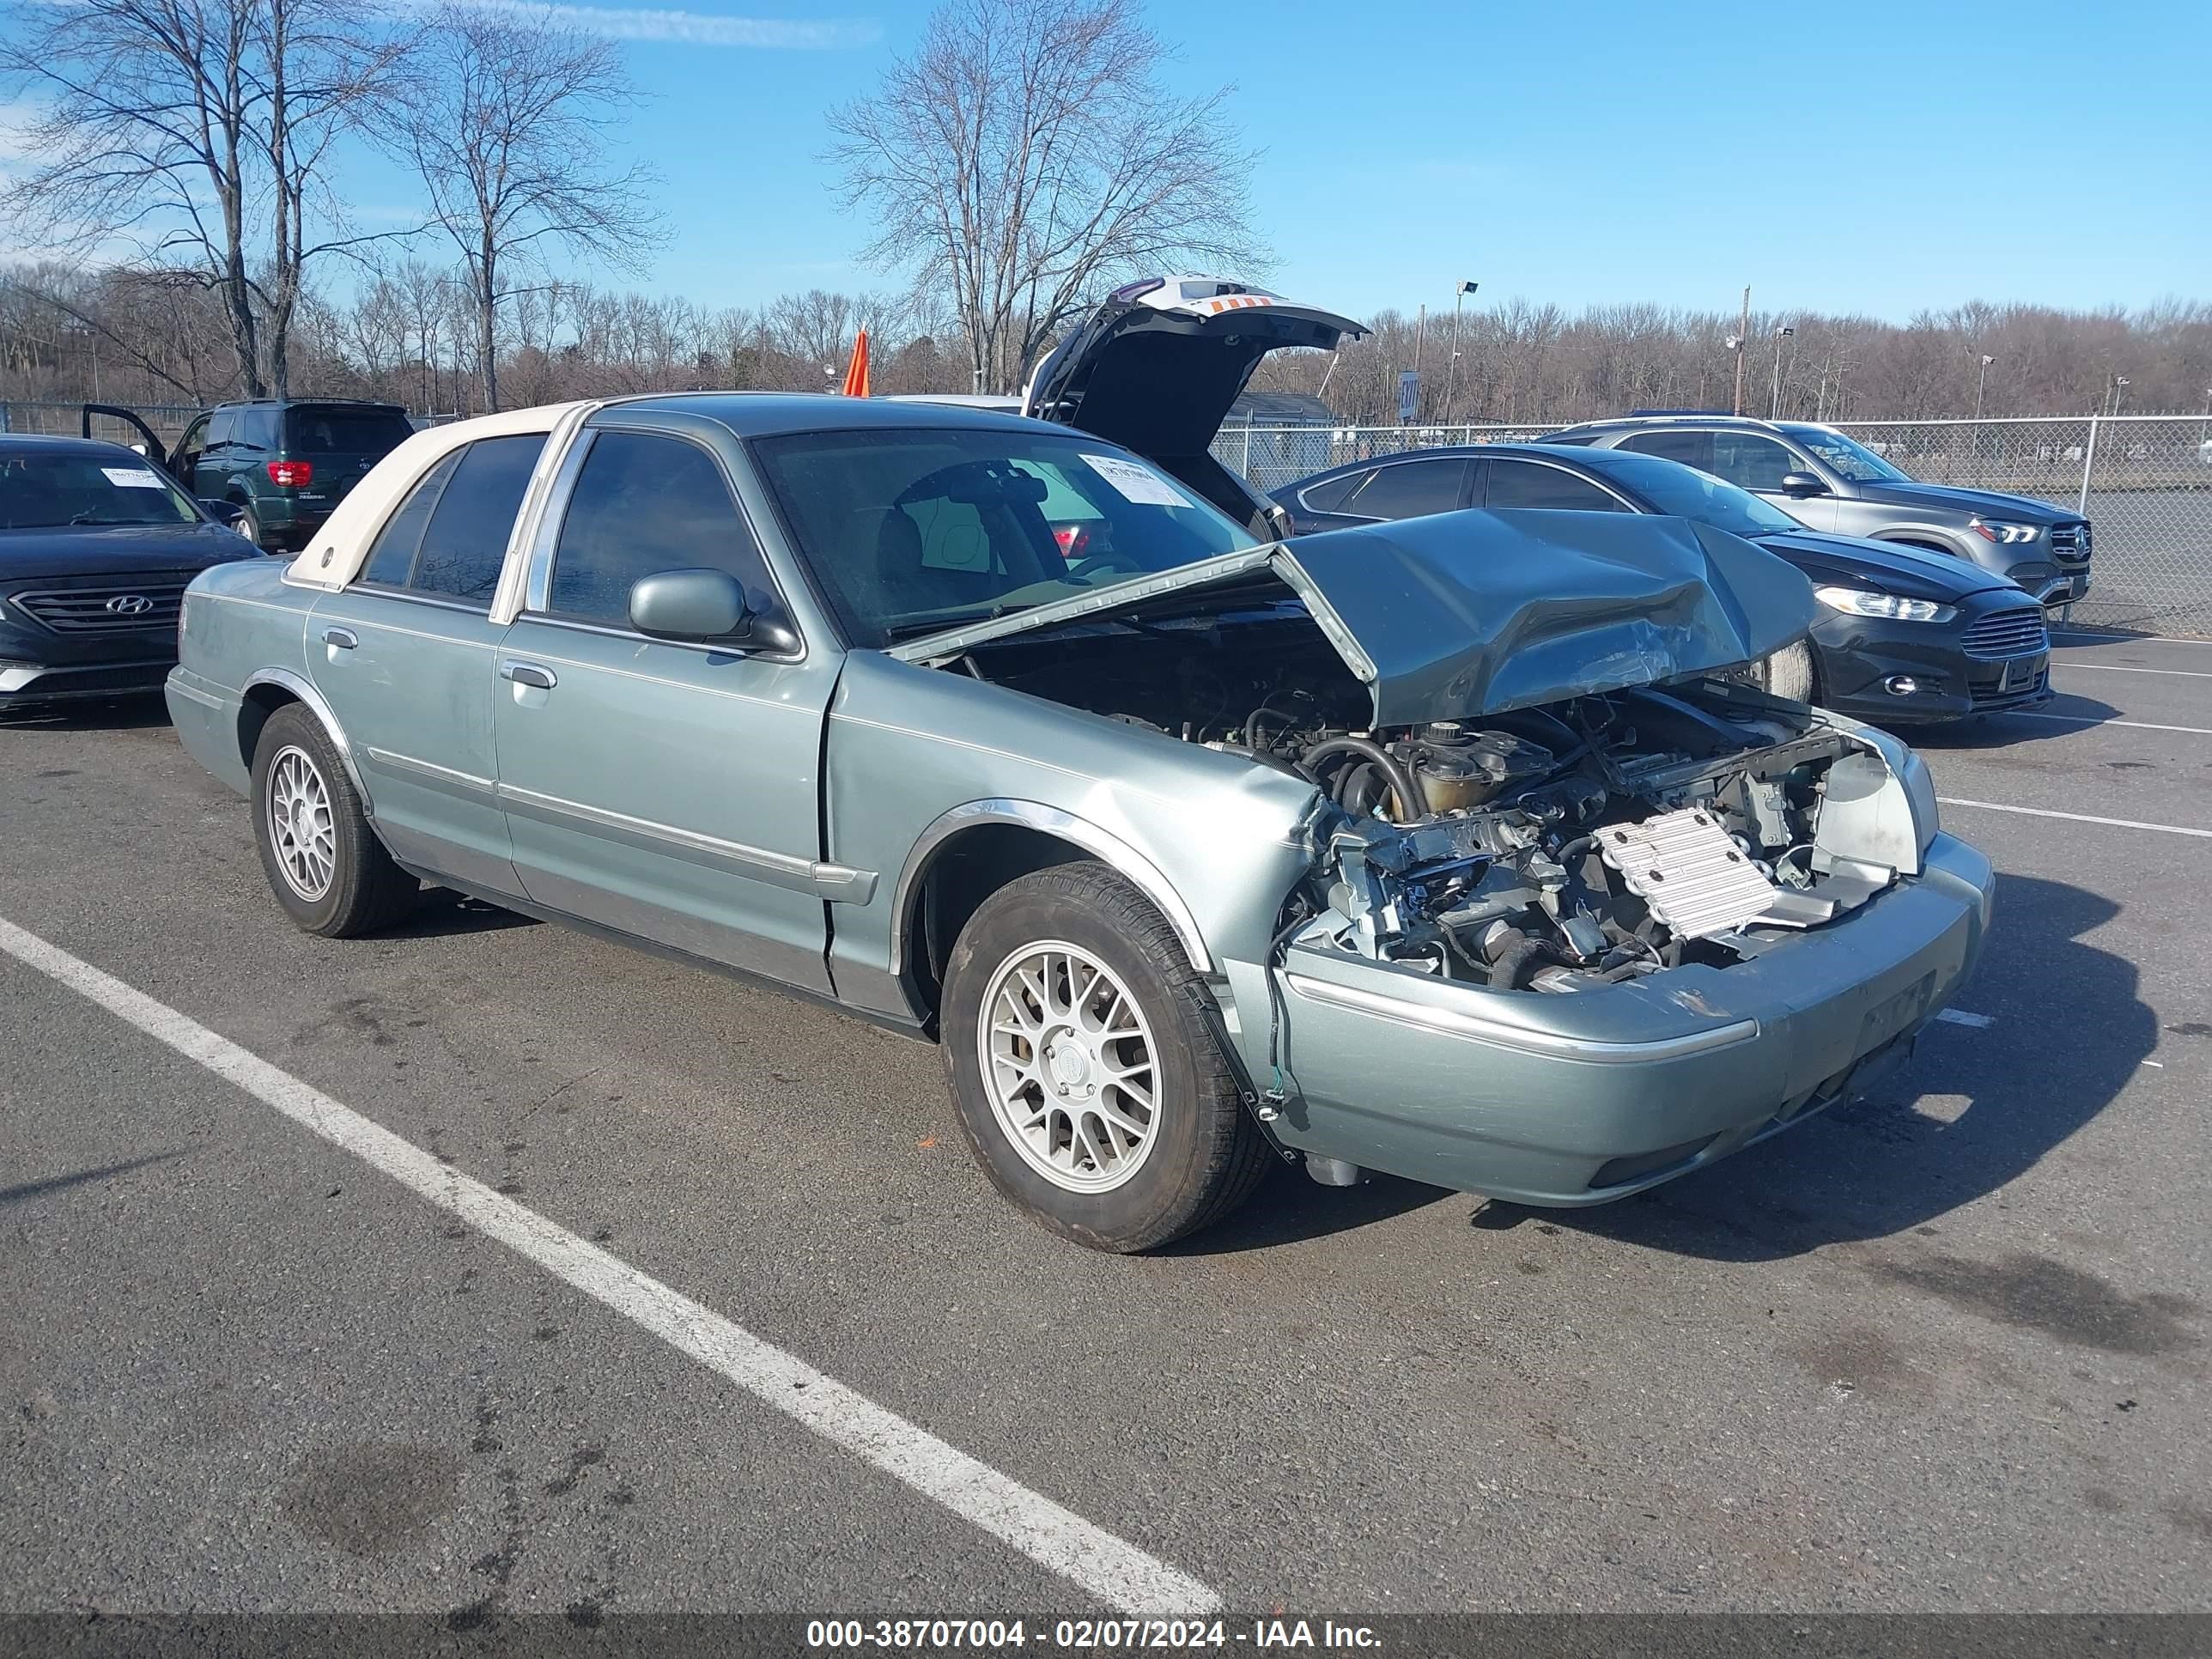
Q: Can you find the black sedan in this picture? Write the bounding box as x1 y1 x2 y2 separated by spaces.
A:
2 435 257 711
1274 443 2051 725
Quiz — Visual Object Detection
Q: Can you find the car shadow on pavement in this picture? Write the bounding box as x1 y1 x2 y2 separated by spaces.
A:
1159 1162 1452 1255
382 889 541 939
0 693 173 731
1492 872 2152 1262
1905 693 2124 753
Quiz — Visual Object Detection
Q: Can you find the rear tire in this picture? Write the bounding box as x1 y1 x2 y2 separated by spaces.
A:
250 704 419 937
237 503 279 554
939 861 1269 1252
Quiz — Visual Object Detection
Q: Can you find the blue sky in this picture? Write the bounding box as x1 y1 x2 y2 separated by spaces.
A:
349 0 2211 320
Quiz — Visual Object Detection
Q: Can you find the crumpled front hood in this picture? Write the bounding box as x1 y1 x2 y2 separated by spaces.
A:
891 507 1819 726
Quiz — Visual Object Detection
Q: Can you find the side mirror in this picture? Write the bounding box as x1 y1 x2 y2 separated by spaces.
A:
1779 472 1830 499
628 568 750 642
199 498 246 528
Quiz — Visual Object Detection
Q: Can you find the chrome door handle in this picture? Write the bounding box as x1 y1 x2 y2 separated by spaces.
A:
499 659 557 690
320 626 358 649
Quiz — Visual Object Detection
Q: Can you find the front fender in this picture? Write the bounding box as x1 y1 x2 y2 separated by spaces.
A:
823 651 1319 1022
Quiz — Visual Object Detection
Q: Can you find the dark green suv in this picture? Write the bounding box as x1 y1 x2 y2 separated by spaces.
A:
166 399 416 553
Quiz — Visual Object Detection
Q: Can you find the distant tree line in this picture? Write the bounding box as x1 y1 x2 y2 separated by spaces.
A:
1253 298 2212 426
7 264 2208 425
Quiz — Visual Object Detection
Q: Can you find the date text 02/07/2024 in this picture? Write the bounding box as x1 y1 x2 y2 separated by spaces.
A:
803 1618 1382 1649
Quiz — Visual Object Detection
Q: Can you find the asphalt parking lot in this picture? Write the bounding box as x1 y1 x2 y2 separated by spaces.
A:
4 629 2209 1621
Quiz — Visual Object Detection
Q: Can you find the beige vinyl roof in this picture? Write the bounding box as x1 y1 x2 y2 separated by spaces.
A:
281 401 601 592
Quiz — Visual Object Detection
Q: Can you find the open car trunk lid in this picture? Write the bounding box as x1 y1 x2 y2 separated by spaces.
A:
890 507 1820 726
1022 277 1368 535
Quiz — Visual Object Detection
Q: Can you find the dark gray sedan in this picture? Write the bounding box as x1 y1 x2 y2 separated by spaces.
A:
1 435 256 710
1276 442 2053 726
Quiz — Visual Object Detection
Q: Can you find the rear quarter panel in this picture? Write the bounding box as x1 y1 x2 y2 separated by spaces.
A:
169 560 316 792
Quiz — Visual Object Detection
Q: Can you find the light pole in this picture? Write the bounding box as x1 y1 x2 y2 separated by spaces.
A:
2110 374 2130 416
1729 286 1750 414
1975 354 1995 419
1767 324 1793 419
1444 280 1477 428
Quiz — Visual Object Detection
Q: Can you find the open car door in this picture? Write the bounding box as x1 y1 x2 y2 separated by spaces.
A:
1022 277 1367 537
81 404 177 474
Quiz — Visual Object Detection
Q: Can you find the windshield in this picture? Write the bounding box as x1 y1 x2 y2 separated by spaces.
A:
1574 448 1802 536
751 427 1258 648
1782 425 1908 483
0 450 200 529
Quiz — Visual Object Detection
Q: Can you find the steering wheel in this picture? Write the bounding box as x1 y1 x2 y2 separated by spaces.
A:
1065 550 1143 583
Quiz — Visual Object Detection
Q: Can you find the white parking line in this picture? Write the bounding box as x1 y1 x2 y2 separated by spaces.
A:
2051 631 2212 648
0 915 1220 1617
1934 1009 1996 1029
2002 713 2212 737
2053 662 2212 680
1937 799 2212 840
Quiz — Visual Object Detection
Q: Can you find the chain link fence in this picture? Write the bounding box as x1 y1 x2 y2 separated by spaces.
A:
0 398 203 447
1212 414 2212 637
8 398 2208 635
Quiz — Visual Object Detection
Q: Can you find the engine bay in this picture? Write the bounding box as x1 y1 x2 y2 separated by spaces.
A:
951 612 1912 993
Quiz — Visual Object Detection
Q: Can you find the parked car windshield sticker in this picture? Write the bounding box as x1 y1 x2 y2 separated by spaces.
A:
102 466 170 489
1081 453 1188 507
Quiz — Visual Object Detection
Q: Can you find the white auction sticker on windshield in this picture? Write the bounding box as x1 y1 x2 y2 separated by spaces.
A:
1082 453 1188 507
102 466 168 489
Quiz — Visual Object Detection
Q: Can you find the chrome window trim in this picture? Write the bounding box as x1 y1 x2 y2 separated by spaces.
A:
495 781 875 903
507 610 805 668
889 799 1210 976
339 585 501 619
1284 973 1759 1062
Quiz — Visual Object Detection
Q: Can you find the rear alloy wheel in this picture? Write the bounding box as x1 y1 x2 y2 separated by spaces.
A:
250 703 419 937
940 861 1269 1252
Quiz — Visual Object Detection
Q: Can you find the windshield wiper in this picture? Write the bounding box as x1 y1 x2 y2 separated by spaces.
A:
881 602 1036 641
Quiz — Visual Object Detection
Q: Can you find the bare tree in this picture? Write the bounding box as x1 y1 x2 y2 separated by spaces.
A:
827 0 1261 394
390 7 661 411
3 0 399 397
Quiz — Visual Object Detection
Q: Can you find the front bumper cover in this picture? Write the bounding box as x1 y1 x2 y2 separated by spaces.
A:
1240 833 1994 1206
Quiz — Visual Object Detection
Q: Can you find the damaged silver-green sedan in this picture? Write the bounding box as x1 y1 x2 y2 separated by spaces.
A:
167 392 1994 1251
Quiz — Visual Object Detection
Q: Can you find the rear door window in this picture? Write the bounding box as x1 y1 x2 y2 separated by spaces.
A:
1618 429 1713 469
1297 471 1365 514
361 452 462 586
1483 459 1627 511
1707 433 1800 492
1345 458 1468 520
358 434 544 605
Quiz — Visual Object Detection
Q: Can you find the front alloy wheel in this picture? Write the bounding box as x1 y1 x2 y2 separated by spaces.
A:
978 940 1161 1194
940 861 1269 1252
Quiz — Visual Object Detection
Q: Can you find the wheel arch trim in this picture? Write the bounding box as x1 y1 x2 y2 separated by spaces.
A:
889 799 1212 978
240 667 371 809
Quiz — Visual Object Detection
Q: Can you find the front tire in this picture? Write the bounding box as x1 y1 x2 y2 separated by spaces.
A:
1756 638 1819 703
940 862 1269 1252
250 704 418 937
